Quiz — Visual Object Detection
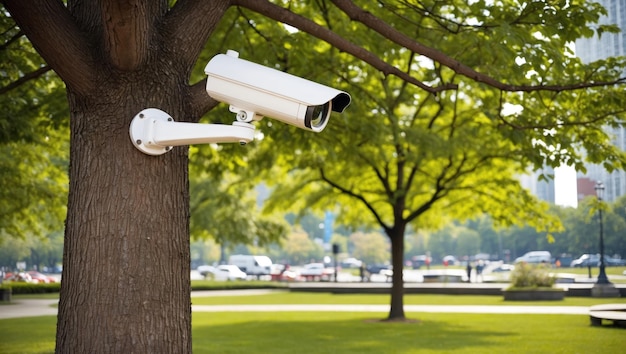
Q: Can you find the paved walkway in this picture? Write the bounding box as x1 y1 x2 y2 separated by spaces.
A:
1 291 590 320
0 299 58 319
191 304 589 315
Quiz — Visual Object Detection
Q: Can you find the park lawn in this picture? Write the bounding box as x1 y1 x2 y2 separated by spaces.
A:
0 311 624 354
190 292 626 307
192 311 624 354
8 291 626 307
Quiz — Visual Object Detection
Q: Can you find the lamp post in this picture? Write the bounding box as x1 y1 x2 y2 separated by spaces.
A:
594 181 610 285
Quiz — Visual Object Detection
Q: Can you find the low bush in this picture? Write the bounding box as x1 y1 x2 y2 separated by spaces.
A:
508 262 556 289
2 280 287 295
190 280 287 291
2 282 61 294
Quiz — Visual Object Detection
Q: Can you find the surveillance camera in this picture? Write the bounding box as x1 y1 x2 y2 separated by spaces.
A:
204 50 351 132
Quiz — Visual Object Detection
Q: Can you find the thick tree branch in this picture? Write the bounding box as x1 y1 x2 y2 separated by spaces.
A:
164 0 231 71
99 0 162 71
0 28 22 51
2 0 97 95
330 0 626 92
404 178 443 224
319 168 392 233
165 0 232 115
189 79 220 122
231 0 455 94
0 66 53 95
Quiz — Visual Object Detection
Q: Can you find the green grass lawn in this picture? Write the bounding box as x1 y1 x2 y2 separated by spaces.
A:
1 292 625 353
190 291 626 307
191 312 625 354
554 266 626 278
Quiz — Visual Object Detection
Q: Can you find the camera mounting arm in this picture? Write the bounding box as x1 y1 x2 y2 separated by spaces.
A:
129 108 255 156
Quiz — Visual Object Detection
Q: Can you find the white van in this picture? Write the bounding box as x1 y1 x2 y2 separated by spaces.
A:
514 251 552 264
228 255 273 277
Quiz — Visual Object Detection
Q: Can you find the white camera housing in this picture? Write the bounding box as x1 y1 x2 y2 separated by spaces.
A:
129 50 351 156
205 50 351 132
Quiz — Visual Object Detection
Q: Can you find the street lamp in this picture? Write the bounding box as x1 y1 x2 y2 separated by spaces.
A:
594 181 611 285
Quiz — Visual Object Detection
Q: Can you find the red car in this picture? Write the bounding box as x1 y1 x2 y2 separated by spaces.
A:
27 271 56 283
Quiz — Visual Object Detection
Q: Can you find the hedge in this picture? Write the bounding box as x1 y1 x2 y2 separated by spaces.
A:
1 282 61 294
1 280 287 294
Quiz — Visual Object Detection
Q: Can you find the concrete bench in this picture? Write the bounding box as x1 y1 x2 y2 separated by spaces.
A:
589 304 626 327
380 270 393 282
422 274 465 283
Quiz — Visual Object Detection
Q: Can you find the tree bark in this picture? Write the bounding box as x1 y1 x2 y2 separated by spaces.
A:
4 0 230 352
387 225 406 320
55 80 192 352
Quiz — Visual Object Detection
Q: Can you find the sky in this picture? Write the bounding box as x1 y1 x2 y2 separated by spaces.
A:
554 165 578 208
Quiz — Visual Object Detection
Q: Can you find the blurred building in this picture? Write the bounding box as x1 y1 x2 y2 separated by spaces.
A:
575 0 626 202
519 166 556 204
577 177 597 201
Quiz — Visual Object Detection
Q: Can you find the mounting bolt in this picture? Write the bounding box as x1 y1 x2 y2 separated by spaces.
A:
136 139 142 145
139 113 144 118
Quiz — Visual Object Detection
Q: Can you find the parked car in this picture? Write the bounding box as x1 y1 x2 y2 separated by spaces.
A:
270 264 298 281
490 263 515 273
298 263 335 281
410 255 430 269
514 251 552 264
571 254 600 267
442 255 458 266
570 254 625 267
197 265 217 277
4 272 33 283
213 265 247 281
27 271 56 283
366 264 391 274
605 255 626 266
228 255 273 277
340 258 362 268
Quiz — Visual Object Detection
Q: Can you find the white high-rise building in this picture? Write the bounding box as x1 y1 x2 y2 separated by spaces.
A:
519 166 556 204
575 0 626 202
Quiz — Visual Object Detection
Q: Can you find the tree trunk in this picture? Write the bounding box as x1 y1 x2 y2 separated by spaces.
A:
387 226 406 320
55 79 192 352
1 1 231 351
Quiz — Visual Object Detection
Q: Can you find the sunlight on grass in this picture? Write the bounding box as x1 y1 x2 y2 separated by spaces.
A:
2 292 625 353
0 316 56 354
190 292 626 307
191 312 624 354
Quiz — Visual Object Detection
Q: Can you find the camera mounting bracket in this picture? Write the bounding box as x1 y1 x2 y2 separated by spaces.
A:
129 108 255 156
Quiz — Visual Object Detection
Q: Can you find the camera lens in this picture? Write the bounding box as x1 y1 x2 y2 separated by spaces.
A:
305 102 331 129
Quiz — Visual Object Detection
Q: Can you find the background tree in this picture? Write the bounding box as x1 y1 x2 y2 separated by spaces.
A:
189 238 221 267
4 0 626 351
259 1 626 321
606 195 626 256
0 12 68 242
0 133 68 241
454 228 482 260
0 13 66 144
349 231 389 266
569 195 626 258
0 236 32 271
189 161 287 253
275 229 324 265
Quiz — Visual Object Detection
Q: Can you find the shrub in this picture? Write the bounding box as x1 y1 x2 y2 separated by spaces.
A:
190 280 287 291
508 262 555 289
2 282 61 294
